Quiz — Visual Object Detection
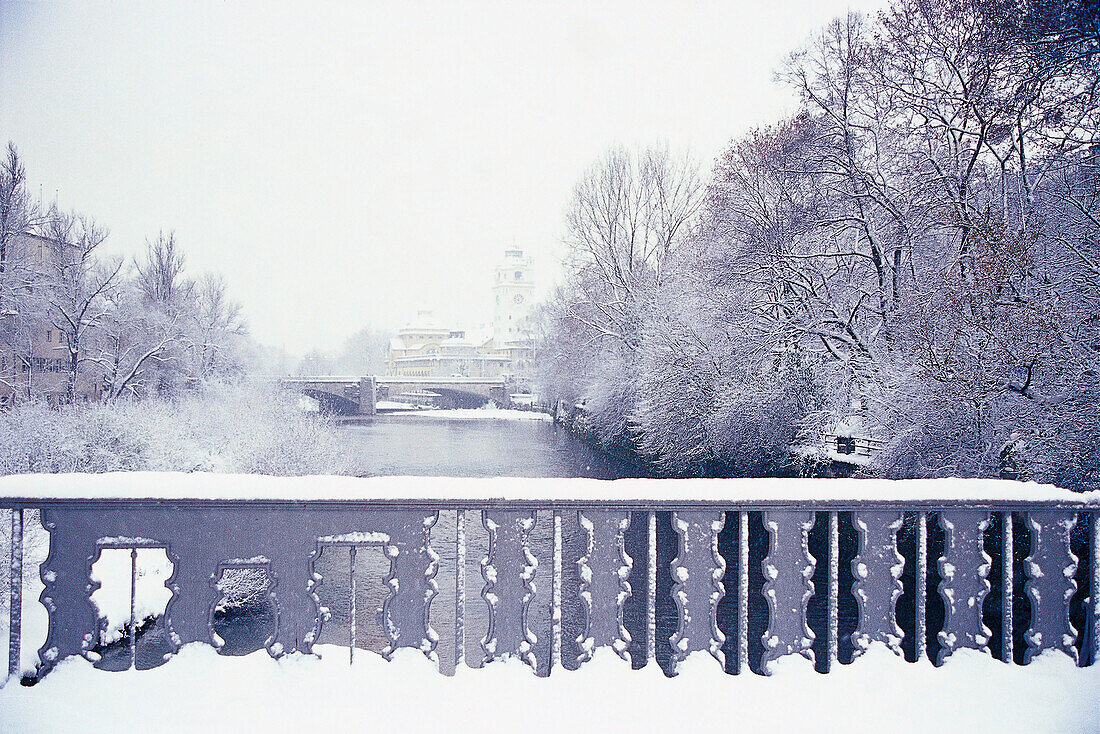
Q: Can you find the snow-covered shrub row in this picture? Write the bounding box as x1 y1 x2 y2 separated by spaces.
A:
0 382 355 476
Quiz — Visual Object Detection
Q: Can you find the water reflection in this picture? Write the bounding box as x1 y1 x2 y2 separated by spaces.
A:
339 414 649 479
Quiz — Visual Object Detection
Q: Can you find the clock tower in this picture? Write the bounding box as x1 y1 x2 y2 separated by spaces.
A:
492 249 535 349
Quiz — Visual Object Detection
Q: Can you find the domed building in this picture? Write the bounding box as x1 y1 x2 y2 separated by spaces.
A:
385 249 536 381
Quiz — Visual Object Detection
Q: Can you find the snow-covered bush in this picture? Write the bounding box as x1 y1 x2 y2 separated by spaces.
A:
0 381 356 476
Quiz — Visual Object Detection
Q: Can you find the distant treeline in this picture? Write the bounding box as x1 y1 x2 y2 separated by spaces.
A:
536 0 1100 488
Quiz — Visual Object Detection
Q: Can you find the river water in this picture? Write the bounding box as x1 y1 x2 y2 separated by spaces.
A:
336 413 648 478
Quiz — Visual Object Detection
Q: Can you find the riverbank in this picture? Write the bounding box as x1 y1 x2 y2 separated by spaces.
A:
552 403 862 480
0 383 356 476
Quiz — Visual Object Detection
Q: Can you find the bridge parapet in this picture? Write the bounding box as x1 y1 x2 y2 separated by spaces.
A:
281 376 508 414
2 475 1098 680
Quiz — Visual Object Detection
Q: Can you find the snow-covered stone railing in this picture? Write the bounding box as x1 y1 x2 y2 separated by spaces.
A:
1 473 1098 681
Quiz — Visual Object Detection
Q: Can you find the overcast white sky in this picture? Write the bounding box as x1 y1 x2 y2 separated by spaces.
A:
0 0 885 356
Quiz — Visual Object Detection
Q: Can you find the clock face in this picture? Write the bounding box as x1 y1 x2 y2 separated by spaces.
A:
513 294 524 304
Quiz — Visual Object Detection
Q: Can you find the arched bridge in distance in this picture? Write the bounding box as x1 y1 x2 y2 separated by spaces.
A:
279 376 510 415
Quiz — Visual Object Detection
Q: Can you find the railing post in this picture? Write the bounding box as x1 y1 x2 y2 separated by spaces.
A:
551 510 561 672
456 510 466 670
381 511 440 661
828 511 838 670
647 510 656 667
480 510 538 669
1002 512 1013 663
1092 511 1100 667
129 547 138 670
916 512 927 662
575 510 632 664
738 510 748 675
8 508 22 680
936 511 992 664
349 544 357 665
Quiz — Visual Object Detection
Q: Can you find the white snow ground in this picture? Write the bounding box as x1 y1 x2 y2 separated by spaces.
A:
0 644 1096 733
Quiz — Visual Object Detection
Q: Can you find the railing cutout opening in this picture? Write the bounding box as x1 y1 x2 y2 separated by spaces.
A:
212 561 278 657
88 545 173 671
312 541 390 662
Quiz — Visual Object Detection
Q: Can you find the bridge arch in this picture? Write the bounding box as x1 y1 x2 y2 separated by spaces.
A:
300 388 361 416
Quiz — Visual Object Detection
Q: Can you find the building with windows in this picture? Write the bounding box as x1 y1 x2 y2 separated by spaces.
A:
0 233 102 408
386 249 536 381
385 310 510 379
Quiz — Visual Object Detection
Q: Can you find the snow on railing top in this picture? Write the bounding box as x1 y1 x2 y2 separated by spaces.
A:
0 472 1097 507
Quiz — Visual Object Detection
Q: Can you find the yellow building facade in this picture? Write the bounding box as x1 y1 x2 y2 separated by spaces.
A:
386 250 536 380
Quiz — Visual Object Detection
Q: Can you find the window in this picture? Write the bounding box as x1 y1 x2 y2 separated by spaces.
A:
29 357 64 373
514 271 522 280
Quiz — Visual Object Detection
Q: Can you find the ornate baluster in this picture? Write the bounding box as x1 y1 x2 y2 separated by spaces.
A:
164 551 216 652
575 509 632 664
851 511 905 657
480 510 538 670
1023 511 1078 663
269 541 323 657
381 511 440 661
936 511 991 664
760 511 815 672
669 510 726 672
36 510 99 673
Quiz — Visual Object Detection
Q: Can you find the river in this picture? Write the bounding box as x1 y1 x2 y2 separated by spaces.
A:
336 411 648 478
